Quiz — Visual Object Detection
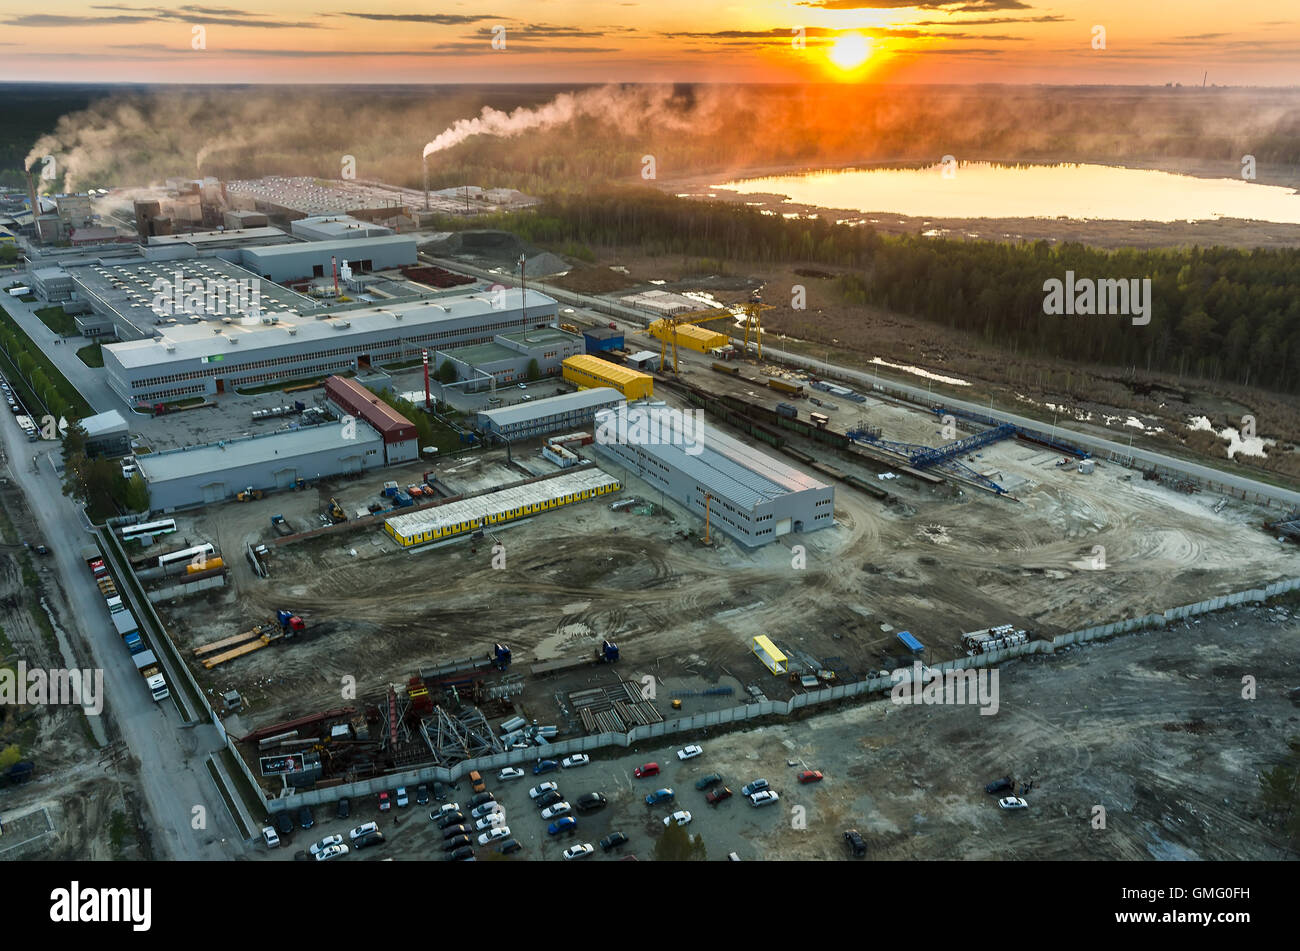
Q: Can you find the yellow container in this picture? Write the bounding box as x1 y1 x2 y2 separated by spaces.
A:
562 354 653 401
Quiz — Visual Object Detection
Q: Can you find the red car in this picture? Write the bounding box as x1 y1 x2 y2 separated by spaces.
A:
797 770 824 784
633 762 660 779
378 791 391 811
706 786 733 806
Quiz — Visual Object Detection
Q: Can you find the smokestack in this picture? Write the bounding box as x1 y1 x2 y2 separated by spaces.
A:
25 169 45 245
422 155 429 211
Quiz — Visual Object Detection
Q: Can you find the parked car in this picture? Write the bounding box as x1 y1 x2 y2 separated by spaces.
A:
575 792 607 813
475 813 506 830
498 838 523 855
443 824 470 840
535 790 563 809
533 759 559 775
547 816 577 836
416 785 430 805
499 767 525 781
676 744 704 760
471 801 504 819
599 832 629 852
663 810 693 827
562 754 590 768
432 781 446 802
348 821 379 841
336 798 350 819
377 791 391 812
999 797 1029 810
314 843 348 862
633 762 660 779
645 788 675 806
309 834 343 855
469 770 486 793
434 802 461 819
563 843 594 860
694 773 723 791
985 776 1014 795
261 826 280 848
274 812 293 837
447 845 474 861
797 770 824 784
541 802 571 819
749 790 780 807
706 786 733 806
443 834 472 851
740 779 769 797
843 829 867 858
478 826 511 846
395 787 409 808
468 792 495 809
438 812 466 830
353 831 386 849
298 805 314 829
529 782 559 799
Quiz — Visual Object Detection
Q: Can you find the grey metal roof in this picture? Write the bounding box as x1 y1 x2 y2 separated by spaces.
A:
480 388 624 428
242 234 414 260
137 421 379 483
81 410 127 438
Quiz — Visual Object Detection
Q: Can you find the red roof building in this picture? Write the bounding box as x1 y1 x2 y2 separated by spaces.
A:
323 376 418 464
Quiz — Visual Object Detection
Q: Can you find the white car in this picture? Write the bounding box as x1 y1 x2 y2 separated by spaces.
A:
261 826 279 848
563 843 595 860
395 786 409 808
749 790 780 807
471 801 503 819
529 782 558 799
435 803 461 818
478 825 512 846
498 767 525 781
475 812 507 830
309 834 343 855
561 754 589 769
663 810 693 827
676 745 704 760
314 843 349 861
540 801 571 819
348 822 379 841
999 797 1029 810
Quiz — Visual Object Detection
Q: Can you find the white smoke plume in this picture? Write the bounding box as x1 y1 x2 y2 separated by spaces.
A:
422 84 723 159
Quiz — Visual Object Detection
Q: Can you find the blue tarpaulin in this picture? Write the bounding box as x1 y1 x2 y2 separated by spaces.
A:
897 630 924 653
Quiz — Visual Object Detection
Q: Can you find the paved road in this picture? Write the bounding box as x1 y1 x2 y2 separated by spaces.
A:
0 406 245 860
423 254 1300 510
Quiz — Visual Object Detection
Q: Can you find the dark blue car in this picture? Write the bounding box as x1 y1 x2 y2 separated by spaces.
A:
533 759 559 776
645 787 675 806
547 816 577 835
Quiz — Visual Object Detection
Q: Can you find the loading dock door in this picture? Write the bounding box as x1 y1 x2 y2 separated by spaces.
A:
200 482 226 504
273 468 299 489
774 517 793 537
338 454 363 474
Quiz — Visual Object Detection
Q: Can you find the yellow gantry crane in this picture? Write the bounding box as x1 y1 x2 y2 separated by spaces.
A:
653 293 773 375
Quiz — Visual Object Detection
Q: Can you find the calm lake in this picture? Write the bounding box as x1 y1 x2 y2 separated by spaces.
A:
712 162 1300 223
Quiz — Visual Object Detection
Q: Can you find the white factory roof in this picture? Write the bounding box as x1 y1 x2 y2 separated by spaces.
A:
105 287 554 370
137 421 377 483
594 407 828 509
242 234 414 259
81 409 128 438
147 227 287 246
292 216 393 239
385 466 620 538
479 388 624 428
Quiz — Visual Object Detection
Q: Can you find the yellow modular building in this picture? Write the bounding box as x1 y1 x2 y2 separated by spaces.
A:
751 635 789 674
384 467 622 548
647 319 729 354
562 354 654 401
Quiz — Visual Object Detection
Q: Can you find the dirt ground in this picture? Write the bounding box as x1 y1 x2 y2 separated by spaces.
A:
254 600 1300 862
155 361 1298 792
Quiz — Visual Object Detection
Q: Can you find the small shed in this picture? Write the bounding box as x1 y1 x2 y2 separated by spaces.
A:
751 635 789 675
897 630 924 653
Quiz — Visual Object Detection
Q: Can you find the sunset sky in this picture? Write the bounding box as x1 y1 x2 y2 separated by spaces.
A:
1 1 1296 85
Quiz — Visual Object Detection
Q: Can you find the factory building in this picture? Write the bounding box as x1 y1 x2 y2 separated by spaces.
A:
442 326 583 386
142 227 290 262
591 405 833 547
290 216 395 242
240 235 417 283
222 209 270 230
138 420 384 511
583 327 624 353
30 266 74 303
323 375 418 464
103 287 556 405
477 387 624 440
562 354 654 401
647 318 729 354
80 410 131 458
384 467 622 548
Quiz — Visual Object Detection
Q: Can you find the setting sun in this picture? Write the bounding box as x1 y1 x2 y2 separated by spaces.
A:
828 33 872 72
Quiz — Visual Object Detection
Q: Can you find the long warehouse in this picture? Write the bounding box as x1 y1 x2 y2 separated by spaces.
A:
384 467 622 548
592 405 833 547
562 354 654 400
477 387 625 440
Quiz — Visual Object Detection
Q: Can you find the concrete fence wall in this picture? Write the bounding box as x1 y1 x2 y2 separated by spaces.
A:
247 574 1297 814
